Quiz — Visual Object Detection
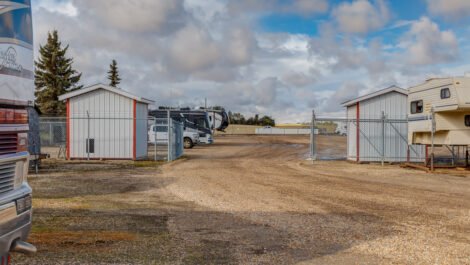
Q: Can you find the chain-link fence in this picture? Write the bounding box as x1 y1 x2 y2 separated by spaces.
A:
39 116 184 161
309 111 426 164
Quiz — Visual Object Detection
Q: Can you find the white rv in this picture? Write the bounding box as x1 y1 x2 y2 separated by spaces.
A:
408 77 470 145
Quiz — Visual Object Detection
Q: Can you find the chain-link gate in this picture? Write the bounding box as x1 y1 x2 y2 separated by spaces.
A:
40 116 184 161
309 110 426 164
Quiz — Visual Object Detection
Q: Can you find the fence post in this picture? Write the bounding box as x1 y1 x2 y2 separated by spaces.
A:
49 123 53 146
167 110 171 162
87 111 90 161
381 111 385 166
154 117 157 161
310 110 316 162
430 107 435 171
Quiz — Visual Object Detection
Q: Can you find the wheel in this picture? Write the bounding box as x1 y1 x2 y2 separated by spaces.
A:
184 137 194 149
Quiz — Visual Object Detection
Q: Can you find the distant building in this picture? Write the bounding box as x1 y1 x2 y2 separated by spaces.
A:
342 86 425 163
58 84 154 160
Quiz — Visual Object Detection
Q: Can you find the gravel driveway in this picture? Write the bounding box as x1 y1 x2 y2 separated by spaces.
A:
14 135 470 264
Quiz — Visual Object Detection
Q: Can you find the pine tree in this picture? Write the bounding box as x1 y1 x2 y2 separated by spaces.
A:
107 59 121 87
34 30 82 115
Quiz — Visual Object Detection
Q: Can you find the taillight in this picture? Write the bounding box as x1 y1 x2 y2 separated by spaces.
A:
0 108 28 124
14 109 28 124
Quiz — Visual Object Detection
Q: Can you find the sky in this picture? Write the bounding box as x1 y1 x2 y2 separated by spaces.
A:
31 0 470 123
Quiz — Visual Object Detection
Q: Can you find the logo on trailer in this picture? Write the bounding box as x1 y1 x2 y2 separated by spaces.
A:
0 47 22 72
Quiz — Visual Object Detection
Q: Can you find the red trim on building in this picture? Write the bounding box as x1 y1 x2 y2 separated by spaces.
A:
66 99 70 160
133 100 137 160
356 102 360 162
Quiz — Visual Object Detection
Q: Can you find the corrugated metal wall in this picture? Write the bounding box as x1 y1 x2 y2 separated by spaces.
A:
135 102 148 159
69 89 134 159
347 92 425 162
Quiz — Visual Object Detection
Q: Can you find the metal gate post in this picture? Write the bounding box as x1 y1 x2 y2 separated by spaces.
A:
167 110 171 162
431 107 435 171
381 111 385 166
311 110 317 162
87 111 90 161
154 117 157 161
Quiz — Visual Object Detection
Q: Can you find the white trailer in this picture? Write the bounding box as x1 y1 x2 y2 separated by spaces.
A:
408 77 470 146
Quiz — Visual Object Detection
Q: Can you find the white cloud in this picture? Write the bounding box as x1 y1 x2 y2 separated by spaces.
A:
284 0 329 16
33 0 78 16
167 24 221 73
403 17 459 65
76 0 187 34
323 82 363 112
332 0 390 34
227 0 329 17
31 0 469 123
426 0 470 20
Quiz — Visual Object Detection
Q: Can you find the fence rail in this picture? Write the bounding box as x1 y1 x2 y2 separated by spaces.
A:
309 111 426 164
256 128 311 135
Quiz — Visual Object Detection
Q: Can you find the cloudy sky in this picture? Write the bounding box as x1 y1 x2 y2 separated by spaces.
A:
32 0 470 123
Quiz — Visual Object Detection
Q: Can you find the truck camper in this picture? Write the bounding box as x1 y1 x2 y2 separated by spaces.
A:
408 77 470 146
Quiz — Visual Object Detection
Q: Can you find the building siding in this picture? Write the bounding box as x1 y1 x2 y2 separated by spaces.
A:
69 89 136 159
346 91 425 162
135 102 148 159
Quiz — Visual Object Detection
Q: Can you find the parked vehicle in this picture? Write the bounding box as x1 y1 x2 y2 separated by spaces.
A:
0 0 37 260
148 125 200 149
149 109 214 144
204 109 230 132
408 77 470 145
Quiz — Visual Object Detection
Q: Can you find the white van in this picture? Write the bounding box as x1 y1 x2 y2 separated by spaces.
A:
148 125 200 149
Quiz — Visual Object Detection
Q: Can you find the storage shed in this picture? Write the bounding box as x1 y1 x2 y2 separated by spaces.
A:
342 86 425 163
58 84 154 160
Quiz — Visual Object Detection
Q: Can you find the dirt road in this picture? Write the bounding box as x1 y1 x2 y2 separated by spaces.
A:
16 135 470 264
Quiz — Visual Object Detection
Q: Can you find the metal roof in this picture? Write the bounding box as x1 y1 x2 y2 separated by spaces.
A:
58 83 155 105
341 85 408 107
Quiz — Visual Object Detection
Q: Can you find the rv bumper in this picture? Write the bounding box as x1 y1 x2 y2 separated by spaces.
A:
0 153 34 255
0 198 33 255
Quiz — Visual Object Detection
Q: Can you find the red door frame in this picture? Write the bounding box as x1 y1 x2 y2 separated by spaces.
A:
133 100 137 160
356 102 360 162
66 99 70 160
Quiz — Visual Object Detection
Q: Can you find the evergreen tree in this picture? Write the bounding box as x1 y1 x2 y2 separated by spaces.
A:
107 59 121 87
35 30 82 115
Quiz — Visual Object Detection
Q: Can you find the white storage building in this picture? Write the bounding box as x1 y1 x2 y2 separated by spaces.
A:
58 84 154 160
342 86 425 163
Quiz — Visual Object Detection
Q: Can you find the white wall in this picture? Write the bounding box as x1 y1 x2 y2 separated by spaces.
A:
69 89 134 159
347 92 425 162
135 102 148 159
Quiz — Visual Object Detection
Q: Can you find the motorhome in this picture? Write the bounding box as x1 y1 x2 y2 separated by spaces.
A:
204 110 230 132
0 0 37 261
149 109 214 144
408 77 470 146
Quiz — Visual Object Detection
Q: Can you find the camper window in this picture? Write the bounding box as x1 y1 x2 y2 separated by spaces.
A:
411 100 423 114
465 115 470 127
440 88 451 99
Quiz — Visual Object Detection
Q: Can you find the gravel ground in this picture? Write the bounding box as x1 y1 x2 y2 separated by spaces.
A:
13 135 470 264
